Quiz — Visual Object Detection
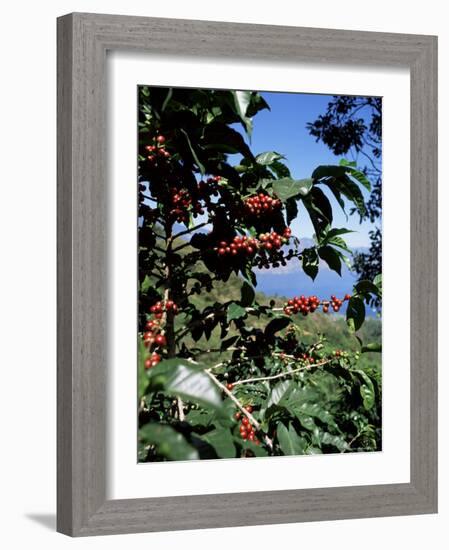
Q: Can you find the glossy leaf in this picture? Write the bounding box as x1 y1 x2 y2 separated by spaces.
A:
302 247 319 280
361 342 382 353
264 316 291 338
266 380 293 408
318 245 342 275
272 177 313 201
227 302 247 323
346 296 366 332
256 151 284 165
202 428 236 458
147 359 222 409
277 422 307 455
240 281 255 307
180 129 205 174
139 423 199 460
232 90 253 135
354 370 376 409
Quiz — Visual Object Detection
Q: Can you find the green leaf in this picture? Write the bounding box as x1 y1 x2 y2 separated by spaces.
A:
138 336 149 398
303 187 333 238
302 247 319 280
266 380 293 408
295 413 317 431
272 177 313 201
347 167 371 192
227 302 247 323
203 122 253 159
239 440 269 457
270 160 291 178
232 90 253 135
354 280 381 296
161 88 173 111
147 359 222 409
339 177 366 217
140 274 152 294
185 409 213 428
346 296 366 332
221 335 240 351
339 158 357 168
361 342 382 353
327 236 351 253
326 227 354 239
180 129 205 175
202 428 236 458
317 431 350 452
312 165 347 180
277 422 307 455
354 370 376 409
285 198 298 224
256 151 284 165
318 245 342 275
240 281 255 307
264 316 291 338
139 423 199 461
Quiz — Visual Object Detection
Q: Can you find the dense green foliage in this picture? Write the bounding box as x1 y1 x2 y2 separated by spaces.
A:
307 96 382 308
138 87 382 461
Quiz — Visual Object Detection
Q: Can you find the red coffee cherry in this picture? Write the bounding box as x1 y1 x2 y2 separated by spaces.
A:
243 193 281 217
154 334 167 347
144 352 162 369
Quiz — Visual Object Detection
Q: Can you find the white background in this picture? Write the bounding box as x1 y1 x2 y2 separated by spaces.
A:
0 1 445 548
108 54 410 499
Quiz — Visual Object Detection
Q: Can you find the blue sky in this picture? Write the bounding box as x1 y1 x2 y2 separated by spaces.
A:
241 91 379 248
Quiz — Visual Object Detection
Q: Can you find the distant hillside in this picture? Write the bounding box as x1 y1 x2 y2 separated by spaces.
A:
151 231 381 373
184 270 381 373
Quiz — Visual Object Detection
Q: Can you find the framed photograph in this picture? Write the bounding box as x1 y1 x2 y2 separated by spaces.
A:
57 13 437 536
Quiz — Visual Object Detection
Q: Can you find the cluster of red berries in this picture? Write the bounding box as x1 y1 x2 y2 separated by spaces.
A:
143 319 167 349
216 228 292 259
217 236 258 257
143 300 178 370
197 175 221 195
145 134 171 165
149 300 179 319
284 295 320 316
243 193 281 216
235 407 260 444
143 322 164 370
169 187 203 223
143 317 167 370
258 228 291 251
323 295 350 313
283 293 351 316
144 352 162 370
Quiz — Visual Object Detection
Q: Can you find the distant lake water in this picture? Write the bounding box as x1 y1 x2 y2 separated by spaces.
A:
255 264 379 318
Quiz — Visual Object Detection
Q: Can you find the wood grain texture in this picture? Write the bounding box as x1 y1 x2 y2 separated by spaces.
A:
57 12 438 536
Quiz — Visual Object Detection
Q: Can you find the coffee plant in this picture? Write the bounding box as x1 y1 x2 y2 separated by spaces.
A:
138 87 382 461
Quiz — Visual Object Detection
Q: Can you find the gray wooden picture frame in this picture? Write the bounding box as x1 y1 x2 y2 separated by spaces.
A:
57 12 438 537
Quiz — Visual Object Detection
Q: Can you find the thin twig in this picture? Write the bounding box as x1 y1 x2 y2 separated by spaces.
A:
232 359 331 386
205 369 274 450
173 222 208 240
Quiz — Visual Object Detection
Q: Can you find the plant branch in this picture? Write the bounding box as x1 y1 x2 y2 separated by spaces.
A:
205 369 274 450
173 222 208 240
232 359 331 386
